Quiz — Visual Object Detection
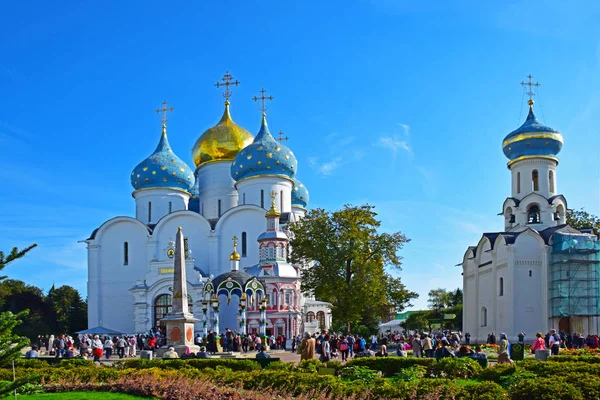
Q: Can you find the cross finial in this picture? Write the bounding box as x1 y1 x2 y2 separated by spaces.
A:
215 71 240 102
269 190 277 202
521 74 541 106
232 235 238 248
277 131 289 142
155 100 174 125
252 88 274 114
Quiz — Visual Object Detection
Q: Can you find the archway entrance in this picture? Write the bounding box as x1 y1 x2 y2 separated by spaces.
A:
153 294 193 334
558 317 570 334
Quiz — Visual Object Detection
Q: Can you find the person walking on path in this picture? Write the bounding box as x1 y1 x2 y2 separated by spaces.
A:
92 335 103 362
300 332 316 361
530 332 546 354
549 329 561 356
339 336 349 361
422 334 434 358
103 337 113 359
498 333 514 364
412 334 422 358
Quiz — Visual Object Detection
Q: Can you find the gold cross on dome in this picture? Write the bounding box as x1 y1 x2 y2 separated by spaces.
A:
155 100 174 124
277 131 289 142
252 88 274 114
232 235 238 248
269 190 277 201
521 74 541 104
215 71 240 101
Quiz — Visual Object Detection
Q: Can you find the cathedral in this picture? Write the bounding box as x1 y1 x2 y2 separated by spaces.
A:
461 78 600 342
84 73 331 336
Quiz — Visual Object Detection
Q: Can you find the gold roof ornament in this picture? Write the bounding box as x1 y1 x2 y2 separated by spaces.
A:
191 72 254 168
266 190 280 217
230 235 241 261
521 74 540 109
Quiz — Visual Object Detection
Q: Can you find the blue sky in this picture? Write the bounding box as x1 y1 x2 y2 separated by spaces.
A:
1 1 599 310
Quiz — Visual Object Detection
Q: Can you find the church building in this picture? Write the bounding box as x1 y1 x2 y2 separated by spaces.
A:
84 73 331 336
461 78 600 342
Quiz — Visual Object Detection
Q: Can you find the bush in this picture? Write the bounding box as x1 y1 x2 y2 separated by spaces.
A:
113 358 261 372
264 360 294 371
562 372 600 400
294 359 322 373
477 363 517 382
518 359 600 376
456 381 508 400
338 365 378 385
346 356 435 377
547 355 600 364
390 365 427 382
509 377 584 400
432 357 482 379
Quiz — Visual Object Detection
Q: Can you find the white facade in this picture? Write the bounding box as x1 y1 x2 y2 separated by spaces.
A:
462 101 599 343
85 97 329 335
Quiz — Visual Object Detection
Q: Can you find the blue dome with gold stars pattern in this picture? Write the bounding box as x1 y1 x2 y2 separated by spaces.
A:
231 115 297 182
502 101 563 166
292 179 309 208
131 125 195 192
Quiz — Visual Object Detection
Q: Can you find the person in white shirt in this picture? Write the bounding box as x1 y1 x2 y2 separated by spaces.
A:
548 329 561 356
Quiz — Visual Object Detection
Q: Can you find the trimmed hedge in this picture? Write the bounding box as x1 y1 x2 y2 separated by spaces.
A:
345 356 435 377
547 355 600 364
113 358 261 372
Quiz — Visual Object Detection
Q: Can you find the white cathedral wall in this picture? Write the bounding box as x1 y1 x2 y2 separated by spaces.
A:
90 218 149 333
196 162 239 220
150 211 212 276
214 205 267 277
236 177 293 213
133 189 190 224
510 159 557 200
512 233 546 340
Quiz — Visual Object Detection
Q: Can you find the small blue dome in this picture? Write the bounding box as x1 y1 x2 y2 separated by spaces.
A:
231 115 297 182
292 179 309 208
131 125 195 192
502 103 563 163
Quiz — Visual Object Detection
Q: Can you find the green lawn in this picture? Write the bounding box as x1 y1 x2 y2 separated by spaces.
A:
18 392 151 399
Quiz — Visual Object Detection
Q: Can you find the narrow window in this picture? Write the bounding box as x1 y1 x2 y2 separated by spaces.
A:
242 232 247 257
481 307 487 327
168 202 172 213
529 270 532 277
517 172 521 194
148 202 152 223
243 193 246 205
124 242 129 265
280 190 283 211
532 169 539 191
285 292 291 305
260 190 264 208
499 277 504 297
218 199 222 217
549 171 555 193
201 203 204 216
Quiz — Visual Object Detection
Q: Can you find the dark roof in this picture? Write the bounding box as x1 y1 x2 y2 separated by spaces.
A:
539 224 569 244
547 194 568 209
478 261 492 268
468 246 477 257
212 270 253 289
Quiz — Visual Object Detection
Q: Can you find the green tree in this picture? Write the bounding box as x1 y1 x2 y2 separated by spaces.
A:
427 288 452 314
47 285 88 334
289 204 417 333
566 208 600 236
0 244 37 366
0 280 52 338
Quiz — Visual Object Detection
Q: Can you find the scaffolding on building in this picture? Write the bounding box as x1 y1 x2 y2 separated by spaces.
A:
550 233 600 318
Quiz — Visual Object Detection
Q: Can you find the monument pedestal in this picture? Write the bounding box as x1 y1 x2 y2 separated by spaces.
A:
162 313 200 356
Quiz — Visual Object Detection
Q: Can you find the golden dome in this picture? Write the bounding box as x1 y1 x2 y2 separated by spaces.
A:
192 101 254 168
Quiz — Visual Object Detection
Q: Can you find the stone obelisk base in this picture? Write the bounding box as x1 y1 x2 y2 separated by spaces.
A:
159 314 200 357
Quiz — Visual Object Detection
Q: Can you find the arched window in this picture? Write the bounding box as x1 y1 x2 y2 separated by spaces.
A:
243 193 246 205
280 190 283 211
201 203 204 216
517 172 521 194
123 242 129 266
154 294 193 330
168 202 172 213
306 311 315 323
481 307 487 327
528 205 541 224
261 190 264 208
242 232 247 257
218 199 222 217
499 277 504 297
532 170 539 191
317 311 326 328
148 202 152 223
549 171 555 193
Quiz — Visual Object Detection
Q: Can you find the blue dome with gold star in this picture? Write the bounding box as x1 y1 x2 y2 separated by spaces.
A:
502 101 563 165
231 115 297 182
131 125 195 192
292 179 309 208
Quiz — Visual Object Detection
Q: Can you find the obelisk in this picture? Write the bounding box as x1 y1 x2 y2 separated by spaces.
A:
160 227 199 356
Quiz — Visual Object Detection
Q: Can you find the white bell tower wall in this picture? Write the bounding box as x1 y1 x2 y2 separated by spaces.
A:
196 162 239 220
